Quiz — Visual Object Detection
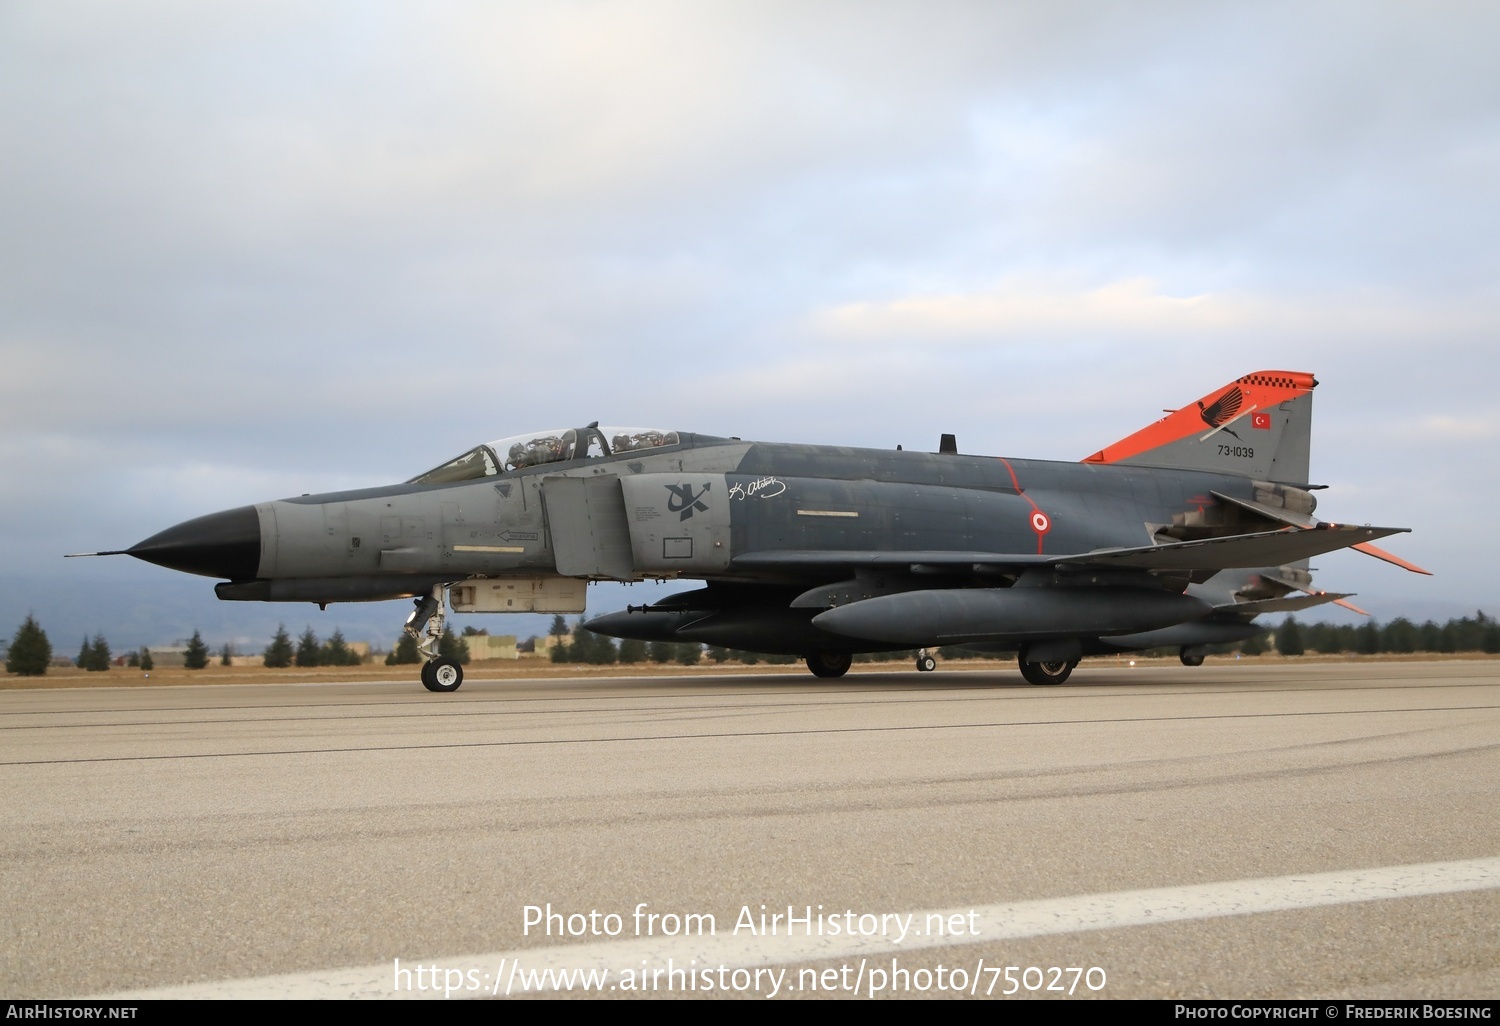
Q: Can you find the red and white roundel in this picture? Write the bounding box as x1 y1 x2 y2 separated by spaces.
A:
1030 510 1051 534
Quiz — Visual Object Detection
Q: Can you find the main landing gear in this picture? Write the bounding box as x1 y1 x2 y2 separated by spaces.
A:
805 651 853 678
407 584 464 693
916 649 937 672
1017 652 1078 686
1179 646 1206 667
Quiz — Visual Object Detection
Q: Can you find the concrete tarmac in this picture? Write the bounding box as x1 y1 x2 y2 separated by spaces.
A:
2 659 1497 999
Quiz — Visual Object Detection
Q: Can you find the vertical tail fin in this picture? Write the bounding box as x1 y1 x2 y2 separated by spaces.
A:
1083 370 1318 484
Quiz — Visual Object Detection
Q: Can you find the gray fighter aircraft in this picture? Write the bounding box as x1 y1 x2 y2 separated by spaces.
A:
87 370 1426 691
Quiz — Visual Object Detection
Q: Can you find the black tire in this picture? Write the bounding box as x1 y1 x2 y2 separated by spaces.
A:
917 655 937 672
1018 653 1076 685
806 652 853 678
1179 647 1206 667
422 657 463 692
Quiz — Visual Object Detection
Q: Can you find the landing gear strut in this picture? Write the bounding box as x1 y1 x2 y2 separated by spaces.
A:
407 585 464 693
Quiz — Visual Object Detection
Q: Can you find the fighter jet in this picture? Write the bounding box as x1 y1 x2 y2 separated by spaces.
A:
86 370 1426 691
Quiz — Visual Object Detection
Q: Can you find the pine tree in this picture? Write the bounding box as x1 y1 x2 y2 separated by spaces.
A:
568 621 616 664
549 614 569 637
386 634 421 665
322 629 362 666
438 631 470 665
1384 617 1418 654
184 630 209 670
139 648 154 671
296 627 321 667
618 638 646 664
220 644 233 667
74 635 110 671
6 615 52 676
1483 612 1500 654
263 625 293 668
1276 617 1305 657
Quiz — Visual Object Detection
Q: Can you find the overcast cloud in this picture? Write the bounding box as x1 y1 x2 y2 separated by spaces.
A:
2 2 1496 652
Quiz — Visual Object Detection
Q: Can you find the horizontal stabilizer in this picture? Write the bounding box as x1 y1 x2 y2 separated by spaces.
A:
1352 541 1432 575
1214 592 1356 615
1084 524 1407 571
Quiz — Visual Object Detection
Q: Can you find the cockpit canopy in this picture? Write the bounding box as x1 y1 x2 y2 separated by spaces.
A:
409 424 682 485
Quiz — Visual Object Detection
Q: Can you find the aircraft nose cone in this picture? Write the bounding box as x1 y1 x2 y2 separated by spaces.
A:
128 505 262 580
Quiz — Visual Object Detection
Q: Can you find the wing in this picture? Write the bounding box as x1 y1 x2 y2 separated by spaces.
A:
732 524 1409 576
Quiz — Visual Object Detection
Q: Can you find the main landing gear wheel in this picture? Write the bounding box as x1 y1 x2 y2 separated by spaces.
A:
1018 654 1078 686
1179 647 1206 667
806 652 853 678
916 650 937 672
421 657 464 693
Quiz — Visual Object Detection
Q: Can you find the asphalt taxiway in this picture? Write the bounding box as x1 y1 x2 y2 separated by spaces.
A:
2 660 1497 999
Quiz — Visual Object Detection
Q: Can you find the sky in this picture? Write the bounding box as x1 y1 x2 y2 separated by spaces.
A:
2 2 1497 655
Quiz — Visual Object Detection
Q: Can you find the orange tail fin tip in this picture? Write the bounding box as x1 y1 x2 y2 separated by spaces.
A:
1084 370 1318 467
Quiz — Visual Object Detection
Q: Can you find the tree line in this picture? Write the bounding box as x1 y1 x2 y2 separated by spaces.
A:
9 610 1500 677
1251 611 1500 657
2 617 376 675
261 625 373 667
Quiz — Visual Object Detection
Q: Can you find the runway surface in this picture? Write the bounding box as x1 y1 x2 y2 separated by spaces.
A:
2 660 1497 999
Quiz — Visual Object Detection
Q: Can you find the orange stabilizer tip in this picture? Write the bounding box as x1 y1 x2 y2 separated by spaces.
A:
1352 542 1432 576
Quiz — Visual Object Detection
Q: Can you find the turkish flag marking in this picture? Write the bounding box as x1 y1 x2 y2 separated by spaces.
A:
1252 412 1272 430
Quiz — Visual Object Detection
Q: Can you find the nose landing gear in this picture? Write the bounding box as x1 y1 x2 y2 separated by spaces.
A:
407 585 464 693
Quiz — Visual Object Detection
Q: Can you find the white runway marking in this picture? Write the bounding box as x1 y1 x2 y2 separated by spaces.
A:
104 856 1500 999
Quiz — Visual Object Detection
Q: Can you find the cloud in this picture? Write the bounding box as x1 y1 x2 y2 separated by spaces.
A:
808 277 1500 347
1 1 1497 637
1405 414 1500 442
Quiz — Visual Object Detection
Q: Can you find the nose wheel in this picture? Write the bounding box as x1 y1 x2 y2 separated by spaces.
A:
916 649 937 672
421 657 464 692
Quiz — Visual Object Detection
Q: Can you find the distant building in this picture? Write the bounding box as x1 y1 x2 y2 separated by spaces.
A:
145 646 189 667
464 635 518 661
530 635 565 658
